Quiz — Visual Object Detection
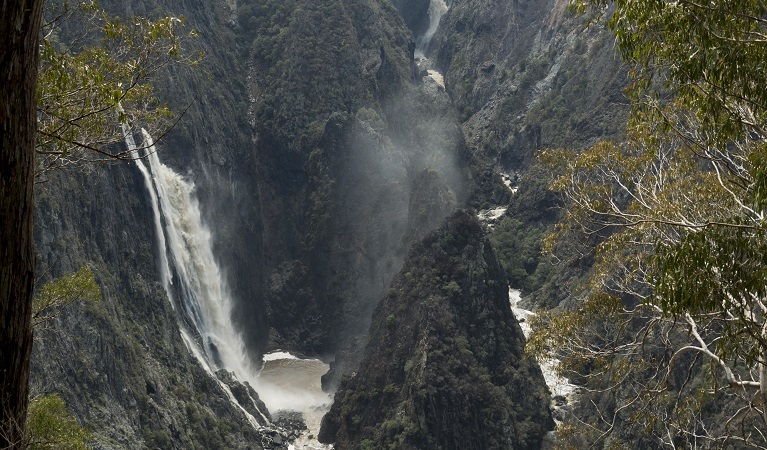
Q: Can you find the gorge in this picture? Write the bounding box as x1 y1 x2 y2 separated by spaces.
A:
27 0 631 448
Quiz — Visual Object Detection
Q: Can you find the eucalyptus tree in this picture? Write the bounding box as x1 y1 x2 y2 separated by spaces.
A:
36 0 200 178
532 1 767 448
1 1 195 446
1 0 45 446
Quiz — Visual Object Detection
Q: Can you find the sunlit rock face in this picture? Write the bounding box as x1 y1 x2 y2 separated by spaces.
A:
427 0 627 188
319 210 553 450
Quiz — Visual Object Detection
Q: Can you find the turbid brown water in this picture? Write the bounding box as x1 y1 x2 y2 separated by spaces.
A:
259 352 333 449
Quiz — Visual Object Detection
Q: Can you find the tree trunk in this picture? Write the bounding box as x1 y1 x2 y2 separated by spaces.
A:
0 0 43 446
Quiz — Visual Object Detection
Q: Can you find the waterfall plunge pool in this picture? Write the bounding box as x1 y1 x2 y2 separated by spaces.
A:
260 351 333 450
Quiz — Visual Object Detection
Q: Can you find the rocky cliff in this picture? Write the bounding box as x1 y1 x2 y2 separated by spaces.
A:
416 0 627 207
318 210 553 449
30 0 270 447
28 0 631 446
32 167 270 449
242 0 466 370
432 0 627 156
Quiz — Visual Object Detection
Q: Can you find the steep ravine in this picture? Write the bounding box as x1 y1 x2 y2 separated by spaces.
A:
28 0 631 447
426 0 628 204
243 0 468 378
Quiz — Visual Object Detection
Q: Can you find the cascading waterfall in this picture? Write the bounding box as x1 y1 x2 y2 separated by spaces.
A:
124 126 333 445
140 130 247 369
415 0 449 58
123 126 269 426
122 124 173 292
414 0 448 89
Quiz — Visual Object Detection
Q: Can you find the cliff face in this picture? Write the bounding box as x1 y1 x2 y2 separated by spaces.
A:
30 0 268 447
243 0 465 366
318 210 553 449
426 0 627 204
33 167 267 449
391 0 431 39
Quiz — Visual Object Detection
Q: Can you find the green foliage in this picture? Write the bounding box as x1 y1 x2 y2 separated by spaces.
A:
655 226 767 317
36 0 200 176
535 0 767 447
143 429 171 448
32 266 101 328
26 394 91 450
246 0 364 149
236 0 295 54
490 218 545 290
572 0 767 145
238 0 410 157
442 280 461 296
487 165 577 309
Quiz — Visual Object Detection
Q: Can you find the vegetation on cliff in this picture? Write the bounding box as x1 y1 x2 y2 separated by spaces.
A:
532 1 767 447
319 210 552 450
25 394 92 450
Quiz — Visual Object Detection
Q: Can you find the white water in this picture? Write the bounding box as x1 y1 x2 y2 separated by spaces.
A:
124 126 268 426
509 288 576 400
140 130 256 378
262 351 333 450
426 69 445 89
477 207 507 227
500 172 518 194
263 351 300 362
125 126 336 441
122 124 173 294
415 0 449 58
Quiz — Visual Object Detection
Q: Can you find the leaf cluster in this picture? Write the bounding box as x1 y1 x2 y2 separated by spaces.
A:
36 0 201 178
534 0 767 447
573 0 767 145
32 266 101 329
26 394 91 450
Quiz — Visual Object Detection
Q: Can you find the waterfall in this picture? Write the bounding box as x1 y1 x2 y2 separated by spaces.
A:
124 126 334 445
136 129 252 374
123 126 268 426
122 124 173 294
415 0 449 58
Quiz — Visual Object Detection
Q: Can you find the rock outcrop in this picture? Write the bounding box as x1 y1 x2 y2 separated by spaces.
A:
319 210 553 449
